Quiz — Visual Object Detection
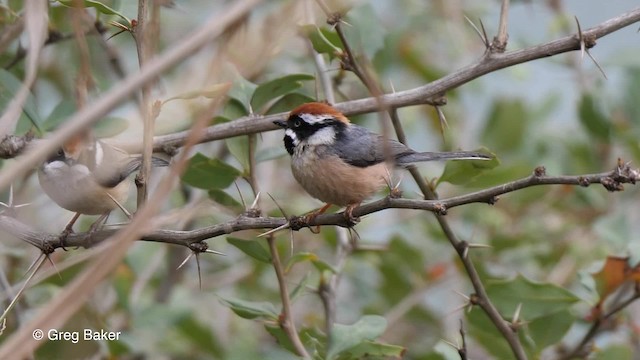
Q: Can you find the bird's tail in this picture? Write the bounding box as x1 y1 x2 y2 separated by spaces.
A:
396 151 490 165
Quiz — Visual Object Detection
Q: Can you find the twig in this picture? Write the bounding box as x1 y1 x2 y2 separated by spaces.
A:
558 284 640 360
0 2 264 358
3 161 638 251
0 0 265 194
139 6 640 153
492 0 510 52
267 235 311 359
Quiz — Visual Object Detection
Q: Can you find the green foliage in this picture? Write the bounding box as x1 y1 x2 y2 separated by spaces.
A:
181 153 241 190
578 93 611 141
481 99 529 154
327 315 389 359
0 69 41 134
438 147 500 186
227 237 272 263
250 74 315 113
56 0 130 25
218 296 279 320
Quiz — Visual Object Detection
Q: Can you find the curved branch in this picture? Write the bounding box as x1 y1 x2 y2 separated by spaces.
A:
5 161 637 251
145 7 640 152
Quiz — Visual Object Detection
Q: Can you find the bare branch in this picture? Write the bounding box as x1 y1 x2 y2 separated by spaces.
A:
145 7 640 153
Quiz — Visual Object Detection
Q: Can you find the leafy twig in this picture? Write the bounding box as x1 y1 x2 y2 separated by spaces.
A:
267 234 311 359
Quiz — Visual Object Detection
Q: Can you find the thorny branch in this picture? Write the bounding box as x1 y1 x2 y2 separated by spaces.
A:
4 162 638 251
0 8 639 158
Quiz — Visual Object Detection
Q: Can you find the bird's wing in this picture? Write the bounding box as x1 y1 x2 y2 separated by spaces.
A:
333 125 414 167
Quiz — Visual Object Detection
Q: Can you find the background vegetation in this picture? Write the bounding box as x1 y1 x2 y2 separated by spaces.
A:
0 1 640 359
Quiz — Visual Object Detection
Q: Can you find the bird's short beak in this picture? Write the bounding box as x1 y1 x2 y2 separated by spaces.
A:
273 119 287 128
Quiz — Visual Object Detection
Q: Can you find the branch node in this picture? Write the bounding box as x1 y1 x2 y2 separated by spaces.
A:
433 202 448 215
577 176 590 187
188 241 208 253
601 177 623 192
533 166 546 177
486 196 499 205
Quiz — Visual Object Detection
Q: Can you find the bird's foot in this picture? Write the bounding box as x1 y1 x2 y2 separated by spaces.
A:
303 203 332 233
344 203 361 227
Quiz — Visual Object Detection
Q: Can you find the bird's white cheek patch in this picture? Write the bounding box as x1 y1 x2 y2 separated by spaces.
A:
285 129 299 145
307 127 336 146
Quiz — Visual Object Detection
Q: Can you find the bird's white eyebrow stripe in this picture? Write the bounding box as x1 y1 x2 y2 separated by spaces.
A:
299 113 333 124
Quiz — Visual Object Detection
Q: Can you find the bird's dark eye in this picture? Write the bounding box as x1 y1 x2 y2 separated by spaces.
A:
293 119 302 127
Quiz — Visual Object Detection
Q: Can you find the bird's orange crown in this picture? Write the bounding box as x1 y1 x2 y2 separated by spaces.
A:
289 102 350 124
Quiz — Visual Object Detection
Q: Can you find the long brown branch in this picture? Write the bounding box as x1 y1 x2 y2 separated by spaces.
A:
5 162 637 251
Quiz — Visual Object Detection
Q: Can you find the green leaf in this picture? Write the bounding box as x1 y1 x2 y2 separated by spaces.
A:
266 93 315 115
0 69 41 134
181 153 241 190
438 148 499 186
161 83 231 105
176 315 224 357
285 252 338 274
42 99 76 131
250 74 315 113
343 4 386 60
93 116 129 138
218 295 278 320
526 309 575 351
208 189 243 211
481 99 529 153
485 275 580 320
578 93 611 141
227 237 271 263
256 146 288 163
593 345 633 360
228 76 257 109
224 97 249 119
226 136 250 171
57 0 131 25
301 25 343 58
264 324 297 355
336 340 405 360
327 315 388 359
289 273 310 303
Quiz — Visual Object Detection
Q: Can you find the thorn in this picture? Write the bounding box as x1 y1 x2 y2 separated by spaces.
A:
177 252 194 270
388 79 396 93
45 255 62 279
195 253 202 291
250 191 261 210
22 254 45 281
467 243 493 249
464 15 488 47
204 249 226 256
479 18 489 48
575 16 585 59
446 303 471 318
234 181 246 209
585 49 608 80
267 192 289 218
453 290 471 301
435 106 449 130
258 222 291 237
462 246 469 259
289 229 294 257
512 302 523 325
441 338 460 350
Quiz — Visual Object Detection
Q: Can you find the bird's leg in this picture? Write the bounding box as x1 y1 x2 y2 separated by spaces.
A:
304 203 332 233
59 212 81 251
88 213 110 234
344 203 361 227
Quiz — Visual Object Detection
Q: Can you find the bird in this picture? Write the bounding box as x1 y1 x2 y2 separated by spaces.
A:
273 102 490 222
38 130 169 240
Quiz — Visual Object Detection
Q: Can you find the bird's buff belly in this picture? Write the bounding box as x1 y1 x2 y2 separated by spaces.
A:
291 155 388 206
